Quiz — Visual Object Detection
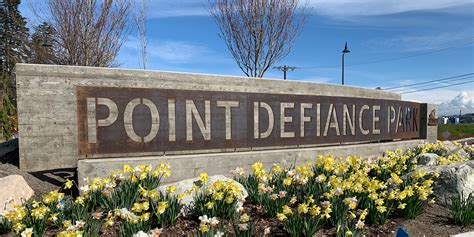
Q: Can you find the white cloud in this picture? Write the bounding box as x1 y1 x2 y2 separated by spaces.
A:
365 29 474 53
122 36 213 64
308 0 472 18
139 0 473 18
150 41 210 63
402 89 474 106
141 0 209 18
437 91 474 115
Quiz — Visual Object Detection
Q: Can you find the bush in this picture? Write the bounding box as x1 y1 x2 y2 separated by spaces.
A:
1 163 174 236
232 213 254 237
0 216 11 235
279 201 324 237
152 190 183 228
416 141 448 156
190 173 245 219
454 141 474 160
196 215 224 237
0 143 446 236
234 174 262 204
447 192 474 227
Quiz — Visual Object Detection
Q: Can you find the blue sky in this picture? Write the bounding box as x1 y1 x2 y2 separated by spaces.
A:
20 0 474 105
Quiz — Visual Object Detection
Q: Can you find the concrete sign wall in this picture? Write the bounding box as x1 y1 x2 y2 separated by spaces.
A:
16 64 435 172
77 86 424 156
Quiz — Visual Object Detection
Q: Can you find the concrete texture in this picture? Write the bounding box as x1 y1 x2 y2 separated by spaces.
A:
78 139 425 186
16 63 405 172
426 103 438 143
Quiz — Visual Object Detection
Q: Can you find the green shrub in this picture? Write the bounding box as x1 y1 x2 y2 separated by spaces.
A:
0 216 11 235
190 173 244 219
280 203 324 237
152 190 183 228
233 213 254 237
234 175 262 204
196 215 224 237
447 192 474 227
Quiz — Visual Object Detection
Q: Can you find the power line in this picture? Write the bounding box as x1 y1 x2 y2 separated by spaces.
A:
384 73 474 90
400 80 474 94
398 76 474 93
298 39 473 69
390 76 474 92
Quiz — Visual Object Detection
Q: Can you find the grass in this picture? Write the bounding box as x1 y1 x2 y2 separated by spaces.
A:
438 124 474 140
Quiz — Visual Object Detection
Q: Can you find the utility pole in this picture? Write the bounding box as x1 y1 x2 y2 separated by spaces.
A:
273 65 297 80
341 42 350 85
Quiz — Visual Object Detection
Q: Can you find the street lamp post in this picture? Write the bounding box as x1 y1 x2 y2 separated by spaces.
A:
341 42 350 85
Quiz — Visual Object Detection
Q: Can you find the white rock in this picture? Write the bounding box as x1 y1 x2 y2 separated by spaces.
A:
417 153 439 166
158 175 248 210
417 160 474 205
0 175 34 213
451 231 474 237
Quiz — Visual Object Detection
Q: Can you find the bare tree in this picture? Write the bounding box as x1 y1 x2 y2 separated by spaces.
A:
209 0 306 78
32 0 131 67
132 0 149 70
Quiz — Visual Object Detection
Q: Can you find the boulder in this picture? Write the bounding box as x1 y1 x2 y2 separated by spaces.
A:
417 153 439 166
0 175 34 213
158 175 248 209
416 160 474 206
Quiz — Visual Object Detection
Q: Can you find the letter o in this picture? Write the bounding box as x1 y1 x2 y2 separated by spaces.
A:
124 98 160 143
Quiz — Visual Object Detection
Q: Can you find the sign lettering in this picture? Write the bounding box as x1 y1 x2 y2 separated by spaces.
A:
76 86 425 155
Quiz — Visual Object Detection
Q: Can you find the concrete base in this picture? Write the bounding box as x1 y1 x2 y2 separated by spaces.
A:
78 140 425 186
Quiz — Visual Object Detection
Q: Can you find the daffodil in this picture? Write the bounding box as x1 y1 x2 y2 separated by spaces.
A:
276 213 287 221
198 172 209 183
282 205 292 215
240 213 250 223
397 203 406 209
156 201 168 215
20 227 33 237
297 203 309 214
64 179 74 189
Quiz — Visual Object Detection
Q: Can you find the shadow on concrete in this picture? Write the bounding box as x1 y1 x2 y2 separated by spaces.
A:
0 138 19 167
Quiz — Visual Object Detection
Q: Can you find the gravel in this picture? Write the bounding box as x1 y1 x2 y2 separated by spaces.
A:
0 163 58 195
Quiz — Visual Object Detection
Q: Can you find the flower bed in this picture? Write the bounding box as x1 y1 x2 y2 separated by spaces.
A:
0 142 473 237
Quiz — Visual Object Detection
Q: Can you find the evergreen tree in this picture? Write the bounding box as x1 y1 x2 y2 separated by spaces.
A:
30 22 57 64
0 0 30 139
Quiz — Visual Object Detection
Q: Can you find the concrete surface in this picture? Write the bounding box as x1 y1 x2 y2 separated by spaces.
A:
16 63 407 171
78 139 425 186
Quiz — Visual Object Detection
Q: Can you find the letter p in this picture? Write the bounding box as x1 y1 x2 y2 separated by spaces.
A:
87 98 118 143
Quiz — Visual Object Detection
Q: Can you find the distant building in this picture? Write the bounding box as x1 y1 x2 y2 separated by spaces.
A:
460 113 474 123
439 113 474 124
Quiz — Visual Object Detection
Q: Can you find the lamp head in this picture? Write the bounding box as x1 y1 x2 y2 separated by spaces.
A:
342 42 350 53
